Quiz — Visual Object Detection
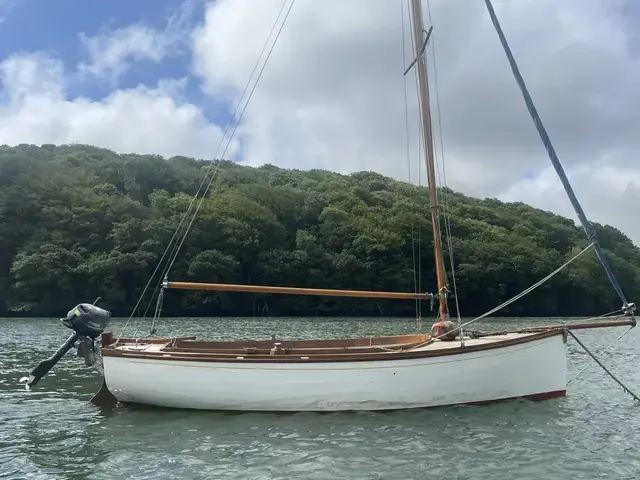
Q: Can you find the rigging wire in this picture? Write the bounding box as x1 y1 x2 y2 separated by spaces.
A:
406 0 455 324
482 0 632 314
405 0 428 323
406 242 596 349
133 0 297 337
566 329 640 403
400 0 421 326
143 0 297 336
164 0 297 277
117 0 298 341
423 0 463 331
568 325 635 385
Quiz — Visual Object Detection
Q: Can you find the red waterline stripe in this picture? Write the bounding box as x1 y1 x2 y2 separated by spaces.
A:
464 389 566 407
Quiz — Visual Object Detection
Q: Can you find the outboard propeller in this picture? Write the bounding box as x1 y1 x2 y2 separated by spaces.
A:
19 303 111 390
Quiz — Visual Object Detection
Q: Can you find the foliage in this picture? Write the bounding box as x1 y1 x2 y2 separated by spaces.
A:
1 143 639 318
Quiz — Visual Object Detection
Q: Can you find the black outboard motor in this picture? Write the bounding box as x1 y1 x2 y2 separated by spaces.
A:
19 303 111 390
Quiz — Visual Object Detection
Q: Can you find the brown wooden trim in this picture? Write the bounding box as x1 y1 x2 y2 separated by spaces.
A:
162 345 419 355
519 318 636 332
463 389 566 406
101 329 563 364
172 334 429 350
161 334 431 356
166 281 431 300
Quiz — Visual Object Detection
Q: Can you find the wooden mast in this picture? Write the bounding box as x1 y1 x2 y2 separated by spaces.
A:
408 0 449 320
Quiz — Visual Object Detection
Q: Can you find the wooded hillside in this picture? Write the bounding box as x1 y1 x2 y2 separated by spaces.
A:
1 143 638 318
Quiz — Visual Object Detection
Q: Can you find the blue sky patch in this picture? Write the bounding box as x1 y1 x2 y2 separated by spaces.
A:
0 0 231 123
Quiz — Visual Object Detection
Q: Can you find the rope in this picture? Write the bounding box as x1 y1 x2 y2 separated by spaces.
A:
146 288 165 336
483 0 631 310
115 0 297 343
566 329 640 403
463 243 594 327
405 241 595 350
568 325 635 384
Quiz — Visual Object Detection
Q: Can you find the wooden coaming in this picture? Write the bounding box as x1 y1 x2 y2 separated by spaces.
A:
171 333 430 349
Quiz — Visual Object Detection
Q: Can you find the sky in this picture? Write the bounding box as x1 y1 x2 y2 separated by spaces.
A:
1 0 640 247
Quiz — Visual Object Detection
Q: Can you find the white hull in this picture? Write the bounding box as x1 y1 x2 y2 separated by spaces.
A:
102 332 567 411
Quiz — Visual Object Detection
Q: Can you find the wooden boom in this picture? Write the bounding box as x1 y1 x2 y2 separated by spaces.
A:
163 281 433 300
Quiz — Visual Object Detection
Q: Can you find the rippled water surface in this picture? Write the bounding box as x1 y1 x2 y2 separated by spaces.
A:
2 316 640 479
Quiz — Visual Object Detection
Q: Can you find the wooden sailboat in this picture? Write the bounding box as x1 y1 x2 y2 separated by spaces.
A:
20 0 637 410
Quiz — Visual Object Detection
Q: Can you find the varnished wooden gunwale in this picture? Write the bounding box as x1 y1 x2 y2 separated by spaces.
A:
100 328 564 364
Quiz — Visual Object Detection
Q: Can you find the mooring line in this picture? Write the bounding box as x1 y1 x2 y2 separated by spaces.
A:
568 326 634 385
567 329 640 403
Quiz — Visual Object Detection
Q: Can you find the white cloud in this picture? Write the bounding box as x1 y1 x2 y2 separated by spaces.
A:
77 0 200 83
1 0 639 248
500 161 640 242
191 0 640 245
0 53 232 159
78 25 172 82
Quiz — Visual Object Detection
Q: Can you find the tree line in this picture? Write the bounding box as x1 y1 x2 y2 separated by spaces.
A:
1 143 638 318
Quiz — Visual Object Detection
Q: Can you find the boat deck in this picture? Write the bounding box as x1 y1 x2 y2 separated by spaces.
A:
107 331 546 356
99 329 565 363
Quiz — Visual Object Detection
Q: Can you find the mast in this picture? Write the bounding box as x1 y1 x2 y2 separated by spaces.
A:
408 0 449 319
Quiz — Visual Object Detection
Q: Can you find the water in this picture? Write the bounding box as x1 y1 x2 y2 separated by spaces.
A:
1 316 640 479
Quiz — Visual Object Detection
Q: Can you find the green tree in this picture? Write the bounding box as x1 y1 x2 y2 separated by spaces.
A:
1 143 639 319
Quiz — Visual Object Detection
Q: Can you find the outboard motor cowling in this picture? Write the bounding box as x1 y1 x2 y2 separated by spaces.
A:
19 303 111 390
61 303 111 339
